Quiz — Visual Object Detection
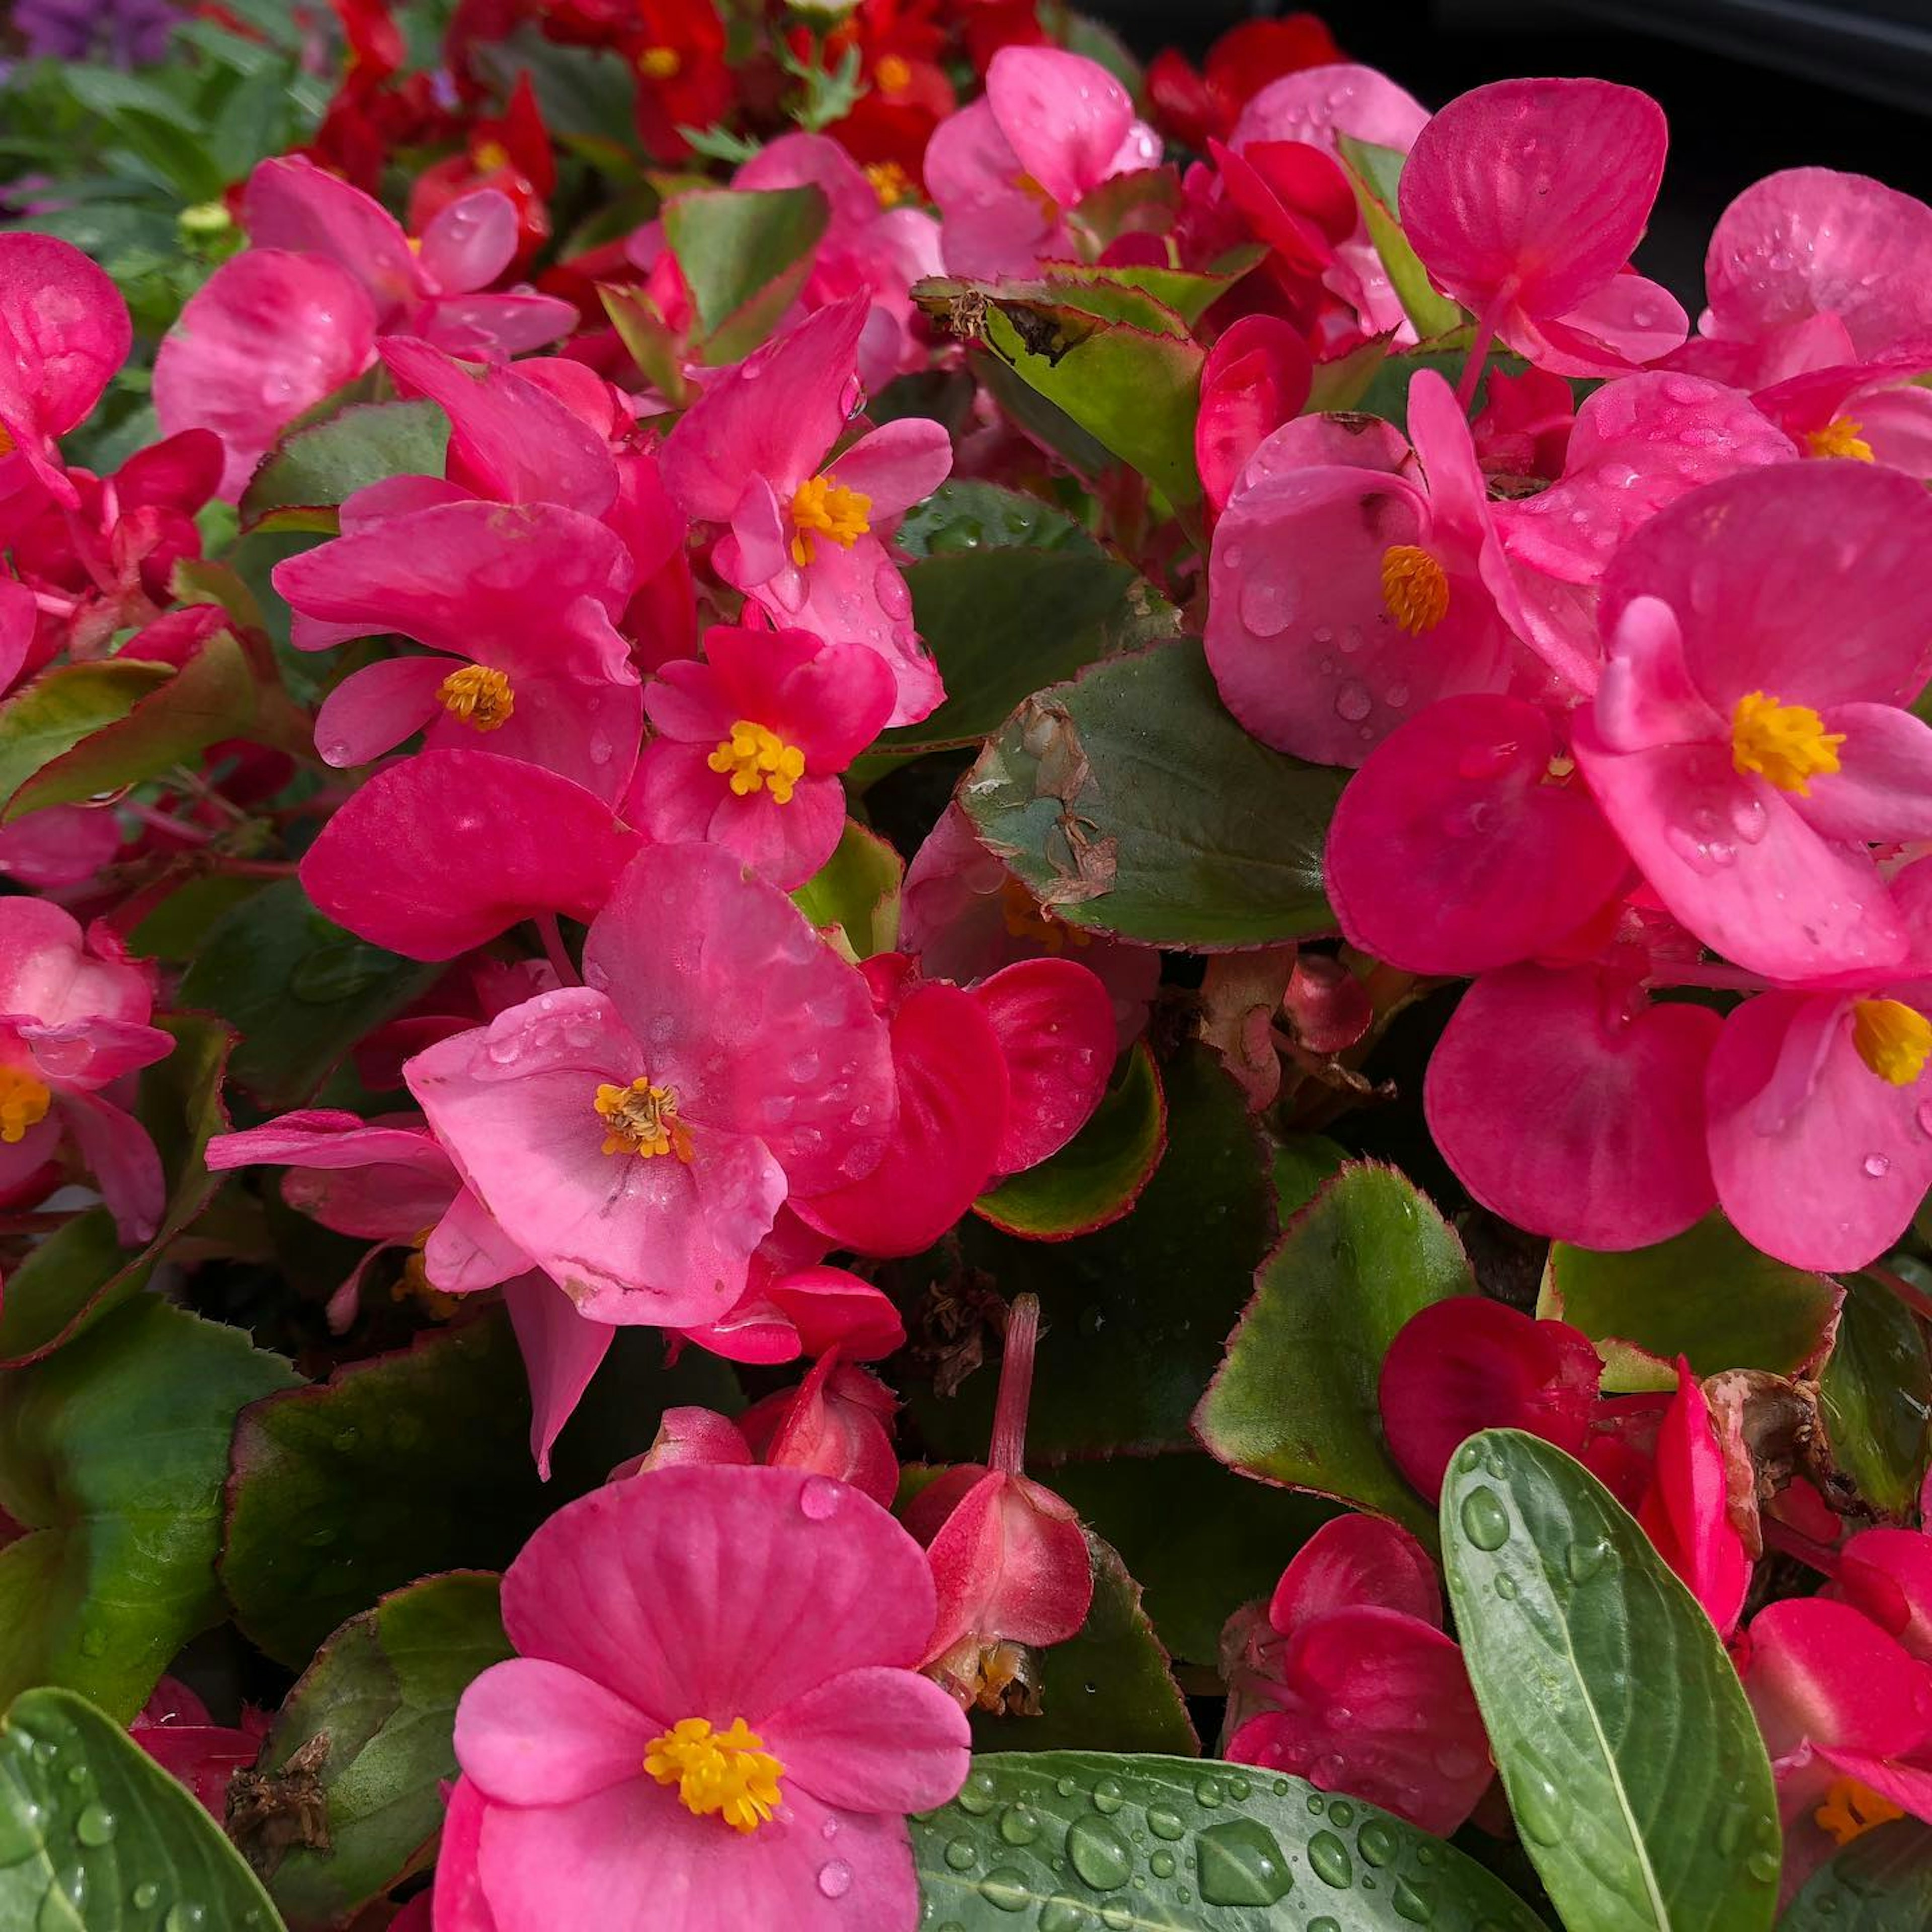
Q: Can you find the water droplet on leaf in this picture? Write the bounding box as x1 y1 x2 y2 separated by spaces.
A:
1065 1815 1132 1891
1195 1819 1294 1906
1459 1486 1510 1551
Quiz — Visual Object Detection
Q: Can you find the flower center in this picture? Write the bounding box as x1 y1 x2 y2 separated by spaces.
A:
1730 690 1843 795
638 44 682 79
788 475 871 567
1814 1775 1904 1847
438 664 515 732
874 53 913 94
1853 998 1932 1086
708 720 806 804
865 159 914 207
1805 417 1874 463
0 1066 51 1145
0 423 14 459
1012 172 1060 220
1000 876 1089 952
595 1077 693 1160
1380 545 1450 634
471 138 512 174
645 1717 784 1833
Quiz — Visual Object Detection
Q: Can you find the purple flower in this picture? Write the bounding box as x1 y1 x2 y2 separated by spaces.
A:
15 0 180 67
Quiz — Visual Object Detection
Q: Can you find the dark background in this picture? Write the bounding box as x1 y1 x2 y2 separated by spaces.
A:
1098 0 1932 309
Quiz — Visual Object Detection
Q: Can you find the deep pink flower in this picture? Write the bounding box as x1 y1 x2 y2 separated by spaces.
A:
0 900 171 1242
737 1353 902 1505
1399 78 1687 376
632 624 895 889
1574 463 1932 983
130 1678 267 1818
440 1465 971 1932
1637 1360 1751 1639
1223 1516 1492 1834
659 300 950 727
405 844 896 1326
0 233 132 510
924 47 1161 279
1194 314 1314 517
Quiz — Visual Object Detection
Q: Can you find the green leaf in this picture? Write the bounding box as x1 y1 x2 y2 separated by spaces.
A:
959 640 1346 947
1335 135 1465 341
1046 257 1261 329
973 346 1121 484
975 1041 1167 1239
255 1574 512 1924
911 1750 1552 1930
0 1685 287 1932
1541 1217 1843 1394
238 398 450 535
1194 1163 1474 1540
912 1045 1274 1462
1441 1429 1781 1932
177 878 442 1110
895 480 1095 559
7 629 258 820
664 186 830 364
1272 1132 1349 1221
0 660 172 806
1783 1820 1932 1929
877 547 1178 758
0 1297 299 1718
1820 1273 1932 1513
791 818 903 958
0 1014 236 1366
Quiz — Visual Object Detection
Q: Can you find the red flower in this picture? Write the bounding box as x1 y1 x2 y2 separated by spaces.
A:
625 0 734 162
1148 14 1344 151
409 73 558 272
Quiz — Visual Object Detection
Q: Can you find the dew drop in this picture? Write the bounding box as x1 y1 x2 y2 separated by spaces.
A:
1055 1777 1078 1799
997 1804 1041 1845
1716 1799 1749 1856
1510 1754 1571 1846
1227 1777 1250 1801
75 1803 117 1847
1194 1778 1224 1807
131 1881 161 1909
1358 1819 1397 1867
1494 1573 1519 1600
1146 1807 1185 1841
944 1837 978 1870
1149 1850 1175 1879
1334 680 1373 723
1038 1900 1090 1932
1310 1921 1341 1932
1307 1828 1353 1889
815 1858 852 1899
1238 571 1299 637
1455 1441 1483 1473
1864 1152 1891 1178
1394 1877 1436 1923
1065 1815 1132 1891
1747 1849 1781 1885
1089 1778 1124 1816
797 1476 843 1521
1458 1486 1511 1551
978 1866 1031 1911
1195 1818 1294 1906
1565 1538 1608 1584
957 1770 997 1816
64 1766 88 1789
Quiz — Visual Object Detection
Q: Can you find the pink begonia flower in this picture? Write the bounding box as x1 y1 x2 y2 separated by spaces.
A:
1194 314 1314 517
1326 694 1629 977
1835 1525 1932 1664
300 751 646 962
899 1296 1093 1713
1740 1596 1932 1893
899 803 1160 1047
793 951 1115 1256
659 299 950 727
1398 78 1687 378
1223 1516 1492 1834
0 232 131 510
0 899 171 1243
734 134 944 390
1637 1360 1751 1640
924 47 1161 280
1205 368 1537 766
1229 64 1430 343
1426 961 1722 1251
439 1466 971 1932
273 499 643 803
1470 365 1575 481
154 158 575 500
130 1678 267 1818
1377 1297 1601 1503
737 1353 902 1505
631 623 896 890
406 843 896 1328
1573 463 1932 984
0 803 121 890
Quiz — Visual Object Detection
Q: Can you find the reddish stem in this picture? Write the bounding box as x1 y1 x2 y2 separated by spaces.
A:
1869 1263 1932 1326
537 912 582 988
1761 1515 1841 1579
989 1293 1041 1477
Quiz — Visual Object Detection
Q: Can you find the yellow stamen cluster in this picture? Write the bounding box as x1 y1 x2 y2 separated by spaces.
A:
865 160 915 207
638 45 682 79
1805 417 1875 463
1853 998 1932 1087
645 1717 783 1833
595 1077 693 1160
1814 1776 1904 1847
1012 172 1059 220
438 664 515 732
1730 690 1844 795
0 1066 51 1145
471 138 512 174
873 53 914 95
708 720 806 804
1380 544 1450 635
788 475 871 567
999 877 1089 953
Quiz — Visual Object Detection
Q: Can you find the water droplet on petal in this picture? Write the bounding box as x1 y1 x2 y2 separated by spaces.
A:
797 1476 843 1520
1864 1152 1892 1178
1334 680 1372 723
816 1859 852 1899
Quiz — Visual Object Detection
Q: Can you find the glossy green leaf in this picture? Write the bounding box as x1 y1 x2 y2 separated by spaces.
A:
911 1750 1552 1930
1783 1819 1932 1928
1272 1132 1350 1221
255 1573 512 1924
1046 257 1262 328
1194 1162 1475 1539
0 660 172 806
895 480 1095 560
912 1045 1274 1462
877 547 1179 758
1820 1273 1932 1513
177 878 441 1109
791 818 903 958
664 186 830 364
975 1041 1167 1239
8 629 257 820
238 398 450 535
973 346 1121 482
1442 1429 1781 1932
959 640 1346 947
1541 1217 1843 1394
1335 135 1464 341
0 1685 287 1932
0 1297 300 1718
973 1534 1195 1757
